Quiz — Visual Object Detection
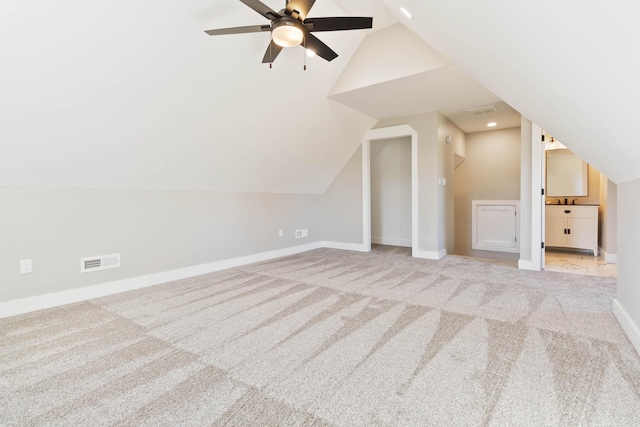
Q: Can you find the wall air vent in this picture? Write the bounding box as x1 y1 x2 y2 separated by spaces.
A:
466 105 497 115
80 253 120 273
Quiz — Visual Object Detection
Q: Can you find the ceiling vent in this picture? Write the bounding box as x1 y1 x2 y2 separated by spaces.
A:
80 253 120 273
466 105 497 115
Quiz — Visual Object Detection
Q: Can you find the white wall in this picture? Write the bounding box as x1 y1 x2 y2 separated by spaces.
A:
599 177 618 260
438 114 465 255
323 146 364 244
616 178 640 354
322 112 443 255
370 137 412 246
0 187 322 303
455 127 521 259
375 112 440 254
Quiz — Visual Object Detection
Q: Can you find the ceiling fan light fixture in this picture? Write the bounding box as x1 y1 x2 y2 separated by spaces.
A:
272 21 304 48
306 49 316 57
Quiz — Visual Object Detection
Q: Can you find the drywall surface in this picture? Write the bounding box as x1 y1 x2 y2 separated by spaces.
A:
617 178 640 340
323 146 364 244
330 23 450 95
604 179 618 255
519 118 533 263
438 114 465 255
0 186 322 302
400 0 640 185
375 112 439 253
0 1 376 194
370 137 412 246
455 127 521 258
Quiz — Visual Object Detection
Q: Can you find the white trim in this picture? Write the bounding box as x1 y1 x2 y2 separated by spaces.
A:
413 249 447 260
530 123 544 271
362 140 372 252
371 237 412 247
322 241 368 252
0 242 322 319
471 200 520 253
518 260 537 270
613 299 640 356
599 247 618 264
363 124 419 257
411 128 419 257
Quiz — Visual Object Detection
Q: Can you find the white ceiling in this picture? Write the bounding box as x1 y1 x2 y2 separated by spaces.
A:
327 21 521 133
1 0 638 194
384 0 640 184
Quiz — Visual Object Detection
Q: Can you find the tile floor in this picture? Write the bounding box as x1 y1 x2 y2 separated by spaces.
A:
544 249 617 277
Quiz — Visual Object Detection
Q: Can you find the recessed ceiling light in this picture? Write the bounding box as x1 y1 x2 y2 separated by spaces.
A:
487 122 497 127
400 7 413 19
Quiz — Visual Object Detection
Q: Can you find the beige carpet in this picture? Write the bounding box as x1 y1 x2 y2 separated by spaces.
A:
1 246 639 426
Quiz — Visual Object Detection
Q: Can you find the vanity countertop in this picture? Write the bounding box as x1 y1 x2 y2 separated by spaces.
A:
545 203 600 206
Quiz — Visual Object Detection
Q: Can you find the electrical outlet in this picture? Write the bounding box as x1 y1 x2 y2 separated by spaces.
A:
20 259 32 274
295 229 308 238
279 229 283 237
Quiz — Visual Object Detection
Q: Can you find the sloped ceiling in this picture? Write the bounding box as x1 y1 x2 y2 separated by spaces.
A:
383 0 640 184
0 0 380 193
2 0 637 195
328 23 521 132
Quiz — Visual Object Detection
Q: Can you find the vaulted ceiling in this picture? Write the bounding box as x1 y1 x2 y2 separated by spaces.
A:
1 0 637 193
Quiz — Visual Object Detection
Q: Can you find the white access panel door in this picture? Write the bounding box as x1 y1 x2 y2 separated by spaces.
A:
472 201 520 253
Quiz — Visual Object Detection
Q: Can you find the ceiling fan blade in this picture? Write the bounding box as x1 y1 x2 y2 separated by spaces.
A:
239 0 281 20
303 32 337 62
205 24 271 36
262 39 284 63
285 0 316 21
304 17 373 32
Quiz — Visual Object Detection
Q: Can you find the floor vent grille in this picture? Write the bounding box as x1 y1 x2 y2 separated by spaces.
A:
80 253 120 273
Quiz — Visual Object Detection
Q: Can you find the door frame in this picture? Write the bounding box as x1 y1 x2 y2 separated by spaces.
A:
362 125 418 255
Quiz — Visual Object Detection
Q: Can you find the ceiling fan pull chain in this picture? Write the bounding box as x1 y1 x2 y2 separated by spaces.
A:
303 36 307 71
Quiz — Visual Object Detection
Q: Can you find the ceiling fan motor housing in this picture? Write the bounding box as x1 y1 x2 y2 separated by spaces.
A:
204 0 373 63
271 19 304 47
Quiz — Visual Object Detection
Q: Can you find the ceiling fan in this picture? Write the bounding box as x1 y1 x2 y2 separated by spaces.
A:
205 0 373 65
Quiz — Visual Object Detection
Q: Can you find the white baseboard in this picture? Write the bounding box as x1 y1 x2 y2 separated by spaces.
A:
413 249 447 260
371 236 412 248
613 299 640 356
518 260 540 271
0 242 323 319
599 247 618 264
322 241 369 252
0 241 450 319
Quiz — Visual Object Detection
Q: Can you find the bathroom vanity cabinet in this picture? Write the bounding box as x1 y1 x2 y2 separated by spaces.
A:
545 205 599 255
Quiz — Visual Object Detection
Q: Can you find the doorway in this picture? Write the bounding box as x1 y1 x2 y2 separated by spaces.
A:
361 125 421 257
541 134 618 277
370 137 412 249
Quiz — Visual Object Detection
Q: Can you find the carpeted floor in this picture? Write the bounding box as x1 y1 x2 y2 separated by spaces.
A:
1 246 639 426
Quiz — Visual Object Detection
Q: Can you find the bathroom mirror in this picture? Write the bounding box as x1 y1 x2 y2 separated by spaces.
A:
546 149 588 197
